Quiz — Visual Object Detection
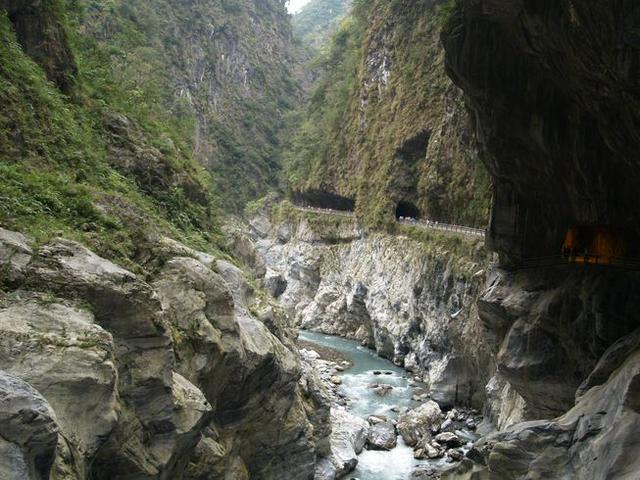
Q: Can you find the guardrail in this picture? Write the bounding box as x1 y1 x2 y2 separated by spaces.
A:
398 219 486 238
292 205 486 239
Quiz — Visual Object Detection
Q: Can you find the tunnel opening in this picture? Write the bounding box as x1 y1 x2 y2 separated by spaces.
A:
293 190 355 212
395 201 421 220
561 225 632 266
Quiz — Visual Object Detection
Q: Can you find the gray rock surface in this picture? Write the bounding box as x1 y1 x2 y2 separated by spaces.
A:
0 229 331 479
0 227 33 283
251 214 493 409
433 432 463 449
367 421 397 450
397 401 443 447
478 268 640 420
449 329 640 479
321 407 369 477
0 292 117 476
0 371 59 480
264 270 288 298
154 254 330 479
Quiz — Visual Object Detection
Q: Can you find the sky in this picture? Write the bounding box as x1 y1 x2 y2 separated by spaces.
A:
287 0 312 13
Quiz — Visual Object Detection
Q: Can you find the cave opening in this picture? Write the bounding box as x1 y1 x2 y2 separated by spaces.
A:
395 201 421 220
293 190 355 212
561 225 640 266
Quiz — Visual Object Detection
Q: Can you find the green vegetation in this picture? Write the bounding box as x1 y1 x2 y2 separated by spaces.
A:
292 0 352 49
272 200 355 228
284 0 490 229
396 224 490 272
284 5 367 190
0 10 221 271
73 0 301 210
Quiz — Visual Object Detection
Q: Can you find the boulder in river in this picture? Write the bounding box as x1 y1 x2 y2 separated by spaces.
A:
447 448 464 462
414 442 444 460
317 408 369 478
366 421 397 450
434 432 464 448
367 415 387 425
411 465 439 479
372 384 393 396
397 400 443 446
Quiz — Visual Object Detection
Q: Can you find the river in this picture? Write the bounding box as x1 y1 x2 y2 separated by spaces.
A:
299 331 449 480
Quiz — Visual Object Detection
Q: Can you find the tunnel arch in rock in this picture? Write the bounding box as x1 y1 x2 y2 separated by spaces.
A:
395 201 421 220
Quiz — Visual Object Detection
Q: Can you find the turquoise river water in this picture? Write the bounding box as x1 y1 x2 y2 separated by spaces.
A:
299 331 446 480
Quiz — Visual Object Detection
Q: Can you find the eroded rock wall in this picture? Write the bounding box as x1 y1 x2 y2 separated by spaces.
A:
442 0 640 265
440 2 640 478
245 211 494 410
0 227 330 479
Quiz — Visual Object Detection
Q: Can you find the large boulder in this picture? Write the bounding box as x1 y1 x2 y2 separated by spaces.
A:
367 421 397 450
264 270 287 299
149 372 212 475
319 408 369 478
457 330 640 479
23 238 165 339
1 236 201 479
397 401 443 447
433 432 464 449
153 256 239 404
154 255 325 479
0 292 118 476
0 370 59 480
185 428 249 480
22 238 175 421
223 228 267 279
215 259 255 307
137 236 216 271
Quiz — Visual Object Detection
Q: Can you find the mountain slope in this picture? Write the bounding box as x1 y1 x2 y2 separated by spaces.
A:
0 2 219 270
285 0 490 228
293 0 351 49
76 0 303 210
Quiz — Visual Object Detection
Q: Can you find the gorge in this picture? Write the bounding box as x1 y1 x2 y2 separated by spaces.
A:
1 0 639 479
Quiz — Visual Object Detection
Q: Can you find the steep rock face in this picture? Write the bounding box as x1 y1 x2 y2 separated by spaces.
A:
153 255 328 479
478 267 640 421
0 371 58 480
441 1 640 477
442 0 640 264
292 0 352 50
248 211 493 408
0 0 76 91
0 292 118 478
0 227 330 479
314 407 369 479
0 5 219 269
80 0 302 207
449 329 640 480
286 0 490 226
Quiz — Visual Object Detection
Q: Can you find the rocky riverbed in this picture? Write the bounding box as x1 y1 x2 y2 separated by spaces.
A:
299 331 482 479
